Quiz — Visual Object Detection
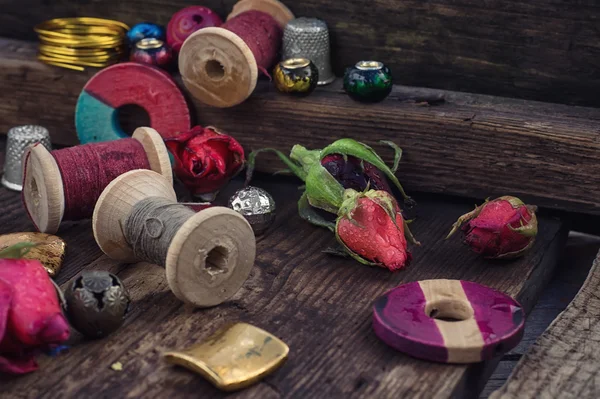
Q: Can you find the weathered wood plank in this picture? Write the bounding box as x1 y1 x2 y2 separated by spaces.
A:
480 232 600 398
0 169 566 398
2 38 600 219
490 246 600 399
1 0 599 105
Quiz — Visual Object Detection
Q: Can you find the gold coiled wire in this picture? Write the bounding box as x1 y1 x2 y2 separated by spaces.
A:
34 17 130 71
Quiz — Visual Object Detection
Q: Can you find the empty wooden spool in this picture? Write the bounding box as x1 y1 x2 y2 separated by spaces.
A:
178 0 294 108
22 127 172 234
92 169 256 307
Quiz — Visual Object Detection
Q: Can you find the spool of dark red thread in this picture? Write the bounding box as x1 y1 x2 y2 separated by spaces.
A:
179 0 294 107
22 127 172 233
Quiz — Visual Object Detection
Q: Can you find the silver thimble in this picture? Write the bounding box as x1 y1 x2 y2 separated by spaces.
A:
283 18 335 85
2 125 51 191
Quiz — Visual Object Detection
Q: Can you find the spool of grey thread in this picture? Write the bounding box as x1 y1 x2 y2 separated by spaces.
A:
282 18 336 86
2 125 52 191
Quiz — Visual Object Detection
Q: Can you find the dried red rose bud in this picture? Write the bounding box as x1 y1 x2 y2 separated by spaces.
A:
446 196 538 259
165 125 245 200
0 243 70 374
335 189 419 271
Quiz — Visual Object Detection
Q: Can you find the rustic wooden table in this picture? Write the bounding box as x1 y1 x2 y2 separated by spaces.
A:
1 0 598 395
0 136 575 398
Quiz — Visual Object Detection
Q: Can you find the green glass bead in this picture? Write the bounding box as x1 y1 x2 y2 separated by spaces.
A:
343 61 393 103
274 58 319 96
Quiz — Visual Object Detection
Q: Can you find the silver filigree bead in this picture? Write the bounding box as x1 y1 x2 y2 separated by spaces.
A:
228 186 276 235
65 270 130 339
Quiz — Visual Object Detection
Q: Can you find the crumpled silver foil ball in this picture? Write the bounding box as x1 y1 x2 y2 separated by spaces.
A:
228 186 276 235
65 270 130 339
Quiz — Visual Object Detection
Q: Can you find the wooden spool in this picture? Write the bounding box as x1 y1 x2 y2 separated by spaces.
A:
178 0 294 108
22 127 172 234
372 279 525 364
92 169 256 307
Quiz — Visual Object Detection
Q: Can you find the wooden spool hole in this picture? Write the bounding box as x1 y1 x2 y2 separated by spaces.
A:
204 60 226 81
426 299 474 323
28 174 41 210
202 245 230 276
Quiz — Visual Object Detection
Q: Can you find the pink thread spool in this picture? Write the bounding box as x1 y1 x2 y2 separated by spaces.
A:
22 127 172 233
178 0 294 108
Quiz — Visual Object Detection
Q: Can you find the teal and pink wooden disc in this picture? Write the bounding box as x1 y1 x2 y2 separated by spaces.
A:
75 62 190 144
373 279 524 363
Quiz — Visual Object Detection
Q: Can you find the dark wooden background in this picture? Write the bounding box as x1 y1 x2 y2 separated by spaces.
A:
1 0 599 396
1 0 599 106
2 39 600 222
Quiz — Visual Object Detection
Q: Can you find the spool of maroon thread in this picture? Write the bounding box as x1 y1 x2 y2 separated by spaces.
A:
22 127 172 233
179 0 294 108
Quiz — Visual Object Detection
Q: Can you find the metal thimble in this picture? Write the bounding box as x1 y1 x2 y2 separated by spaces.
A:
2 125 51 191
283 18 335 85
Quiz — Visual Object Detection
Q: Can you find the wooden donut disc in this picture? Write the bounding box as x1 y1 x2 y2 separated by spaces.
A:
132 127 173 185
93 169 176 262
75 62 190 143
22 144 65 234
373 279 525 364
165 206 256 307
179 27 257 108
227 0 295 28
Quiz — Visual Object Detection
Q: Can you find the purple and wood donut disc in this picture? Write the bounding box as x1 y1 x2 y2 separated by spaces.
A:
372 279 524 363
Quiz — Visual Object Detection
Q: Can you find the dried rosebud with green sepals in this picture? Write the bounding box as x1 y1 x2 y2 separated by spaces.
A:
319 138 411 204
446 196 538 259
335 189 419 271
245 138 413 229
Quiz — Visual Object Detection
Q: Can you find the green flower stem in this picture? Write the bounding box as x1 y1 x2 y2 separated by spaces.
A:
245 148 307 186
290 145 321 176
445 205 482 239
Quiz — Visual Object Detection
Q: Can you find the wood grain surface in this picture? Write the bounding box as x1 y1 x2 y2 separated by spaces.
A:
2 0 599 105
490 247 600 399
480 232 600 398
0 133 566 398
190 80 600 219
2 37 600 220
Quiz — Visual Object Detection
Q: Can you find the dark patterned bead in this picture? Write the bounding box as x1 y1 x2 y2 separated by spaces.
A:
274 58 319 96
343 61 393 103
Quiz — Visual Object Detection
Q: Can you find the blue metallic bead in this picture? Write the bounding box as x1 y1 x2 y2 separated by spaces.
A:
127 22 166 46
